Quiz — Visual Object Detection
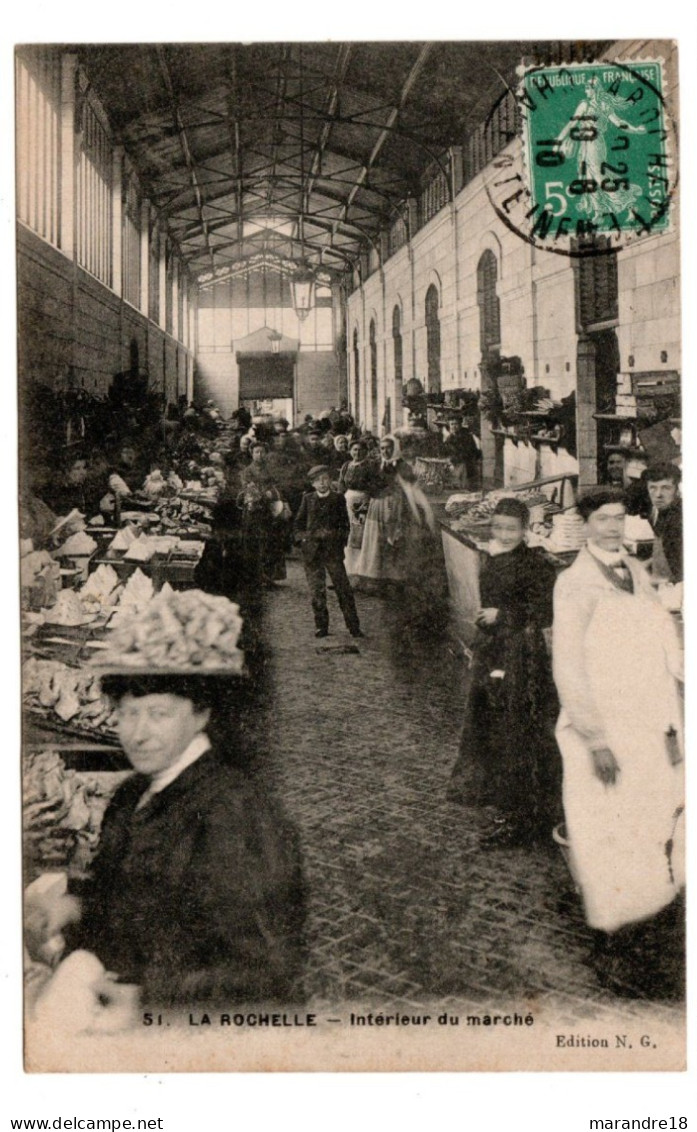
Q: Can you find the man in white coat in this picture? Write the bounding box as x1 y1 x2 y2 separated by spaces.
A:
552 488 684 992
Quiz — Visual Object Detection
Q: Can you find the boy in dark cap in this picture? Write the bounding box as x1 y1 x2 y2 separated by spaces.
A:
294 466 363 639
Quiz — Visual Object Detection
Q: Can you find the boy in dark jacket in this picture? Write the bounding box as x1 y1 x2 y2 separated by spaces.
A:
294 466 363 639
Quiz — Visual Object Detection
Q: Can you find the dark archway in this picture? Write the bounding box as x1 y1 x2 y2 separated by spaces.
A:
392 305 403 432
392 305 403 387
425 284 441 394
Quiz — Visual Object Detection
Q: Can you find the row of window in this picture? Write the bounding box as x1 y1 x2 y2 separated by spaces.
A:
15 48 191 347
352 283 443 421
351 253 505 409
351 242 618 422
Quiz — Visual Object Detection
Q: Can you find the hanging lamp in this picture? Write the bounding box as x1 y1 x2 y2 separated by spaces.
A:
290 263 315 321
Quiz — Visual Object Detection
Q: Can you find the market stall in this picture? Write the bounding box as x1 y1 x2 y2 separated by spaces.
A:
439 473 580 651
20 451 240 879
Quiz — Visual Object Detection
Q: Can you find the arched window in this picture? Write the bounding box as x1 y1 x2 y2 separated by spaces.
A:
369 318 378 431
353 327 360 417
476 251 501 354
392 305 403 388
425 284 441 394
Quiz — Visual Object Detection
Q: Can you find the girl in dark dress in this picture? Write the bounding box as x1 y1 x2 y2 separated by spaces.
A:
447 497 561 847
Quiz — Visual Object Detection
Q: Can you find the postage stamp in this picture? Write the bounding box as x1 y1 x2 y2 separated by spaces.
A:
522 62 670 241
484 58 677 257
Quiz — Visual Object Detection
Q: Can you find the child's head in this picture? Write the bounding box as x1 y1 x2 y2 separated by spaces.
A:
490 497 529 551
309 467 331 494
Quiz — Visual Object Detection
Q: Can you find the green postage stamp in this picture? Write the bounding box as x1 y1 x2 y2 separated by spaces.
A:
520 60 672 246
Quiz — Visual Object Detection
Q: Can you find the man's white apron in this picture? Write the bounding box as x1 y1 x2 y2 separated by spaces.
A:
554 553 684 932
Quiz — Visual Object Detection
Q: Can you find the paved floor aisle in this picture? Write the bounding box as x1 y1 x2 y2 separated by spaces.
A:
248 560 683 1026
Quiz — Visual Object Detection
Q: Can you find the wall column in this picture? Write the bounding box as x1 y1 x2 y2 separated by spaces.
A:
139 200 150 316
158 234 167 330
111 146 123 297
379 266 388 433
576 332 598 487
171 257 179 342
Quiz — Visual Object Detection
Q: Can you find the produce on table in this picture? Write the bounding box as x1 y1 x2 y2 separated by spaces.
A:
43 590 99 627
55 531 97 557
23 657 117 732
107 568 154 627
78 564 121 617
23 750 126 872
108 473 131 497
171 539 205 559
123 534 178 562
108 525 138 552
444 492 483 515
156 496 212 530
142 470 168 498
97 587 244 671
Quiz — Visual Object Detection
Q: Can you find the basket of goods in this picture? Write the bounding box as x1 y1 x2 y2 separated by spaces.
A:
92 587 245 674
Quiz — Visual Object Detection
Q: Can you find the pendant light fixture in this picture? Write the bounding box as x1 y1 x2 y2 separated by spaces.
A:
290 45 315 322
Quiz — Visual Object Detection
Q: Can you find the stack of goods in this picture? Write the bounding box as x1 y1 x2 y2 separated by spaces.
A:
108 473 131 496
120 511 160 529
547 509 586 552
199 465 226 490
23 750 125 872
171 538 206 559
23 658 118 736
108 525 138 553
43 590 98 627
21 550 62 610
107 568 154 627
78 564 121 618
94 588 244 672
38 564 122 627
55 531 97 559
123 534 178 562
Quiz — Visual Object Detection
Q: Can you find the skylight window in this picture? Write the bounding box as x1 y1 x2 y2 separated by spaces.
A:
243 217 295 238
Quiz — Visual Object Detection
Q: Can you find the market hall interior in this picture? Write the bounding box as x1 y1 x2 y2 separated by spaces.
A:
18 39 684 1036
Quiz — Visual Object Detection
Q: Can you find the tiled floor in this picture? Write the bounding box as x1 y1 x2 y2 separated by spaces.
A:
247 559 684 1025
